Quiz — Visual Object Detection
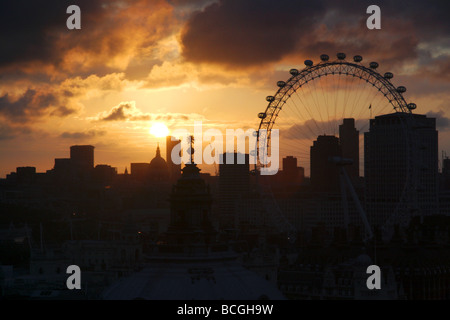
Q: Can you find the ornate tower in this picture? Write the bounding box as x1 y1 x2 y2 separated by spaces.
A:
165 138 216 246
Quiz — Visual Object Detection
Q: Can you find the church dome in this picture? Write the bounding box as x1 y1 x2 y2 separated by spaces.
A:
149 144 169 181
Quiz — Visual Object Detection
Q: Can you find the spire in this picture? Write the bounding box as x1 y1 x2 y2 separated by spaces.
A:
188 135 194 164
124 167 128 175
156 142 161 158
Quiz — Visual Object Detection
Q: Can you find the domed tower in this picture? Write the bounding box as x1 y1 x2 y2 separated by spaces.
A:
102 138 285 300
166 161 216 246
148 143 169 181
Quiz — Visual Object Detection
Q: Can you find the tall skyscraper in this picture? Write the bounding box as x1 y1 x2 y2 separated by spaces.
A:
166 136 181 182
364 113 438 227
310 135 341 192
218 153 250 230
70 145 94 169
339 118 359 183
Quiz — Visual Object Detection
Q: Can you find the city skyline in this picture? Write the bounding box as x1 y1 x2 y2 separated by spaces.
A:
1 0 450 301
1 0 450 178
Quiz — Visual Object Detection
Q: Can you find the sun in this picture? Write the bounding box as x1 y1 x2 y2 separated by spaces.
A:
149 122 169 138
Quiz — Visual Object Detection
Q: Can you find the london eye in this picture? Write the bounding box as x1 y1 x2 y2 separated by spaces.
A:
256 53 418 242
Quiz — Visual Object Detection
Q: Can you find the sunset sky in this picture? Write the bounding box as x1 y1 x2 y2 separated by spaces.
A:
1 0 450 177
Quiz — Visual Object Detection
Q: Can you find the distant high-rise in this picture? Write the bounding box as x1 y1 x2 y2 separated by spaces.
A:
310 135 341 192
364 113 438 227
218 153 250 230
166 136 181 182
280 156 304 185
70 145 94 169
339 118 359 183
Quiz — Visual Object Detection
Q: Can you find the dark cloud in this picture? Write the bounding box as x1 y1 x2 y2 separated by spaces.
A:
60 129 106 139
0 121 32 140
426 110 450 131
0 1 101 66
180 0 450 71
0 0 176 77
0 89 74 123
155 114 189 121
181 0 325 66
100 103 133 121
97 102 152 121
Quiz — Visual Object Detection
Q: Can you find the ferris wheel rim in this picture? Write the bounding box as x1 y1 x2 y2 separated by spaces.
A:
256 53 414 168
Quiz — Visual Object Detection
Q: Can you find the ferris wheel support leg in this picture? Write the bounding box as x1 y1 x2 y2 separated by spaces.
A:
341 167 374 241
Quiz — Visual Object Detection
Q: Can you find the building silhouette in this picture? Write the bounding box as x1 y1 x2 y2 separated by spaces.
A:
70 145 94 169
280 156 305 186
339 118 359 184
148 144 169 182
218 153 250 230
130 163 150 181
310 135 341 192
102 160 284 300
364 113 439 227
166 136 181 182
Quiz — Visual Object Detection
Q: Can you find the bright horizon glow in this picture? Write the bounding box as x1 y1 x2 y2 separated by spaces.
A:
149 122 170 138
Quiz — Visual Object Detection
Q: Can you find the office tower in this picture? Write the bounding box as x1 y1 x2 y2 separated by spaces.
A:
310 135 341 192
339 118 359 183
364 113 438 227
218 153 250 230
16 167 36 184
70 145 94 169
166 136 181 182
443 158 450 190
283 156 297 174
281 156 304 185
130 163 150 180
93 165 117 184
53 158 72 181
443 158 450 176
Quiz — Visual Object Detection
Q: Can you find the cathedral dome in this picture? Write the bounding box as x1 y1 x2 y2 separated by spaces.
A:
149 144 169 181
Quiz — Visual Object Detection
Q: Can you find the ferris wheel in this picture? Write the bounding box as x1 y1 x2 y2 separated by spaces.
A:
255 53 418 242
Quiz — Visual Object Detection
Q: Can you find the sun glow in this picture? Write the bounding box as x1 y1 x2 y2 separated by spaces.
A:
149 122 169 138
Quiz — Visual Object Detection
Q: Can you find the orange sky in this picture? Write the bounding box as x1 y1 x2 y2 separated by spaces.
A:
1 0 450 178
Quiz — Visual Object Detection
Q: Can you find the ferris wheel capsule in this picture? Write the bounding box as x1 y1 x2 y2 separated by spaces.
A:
397 86 407 93
277 81 286 88
258 112 267 119
408 103 417 110
337 53 346 60
304 60 313 67
320 54 329 62
290 69 299 76
353 55 363 63
384 72 394 79
369 62 379 69
266 96 275 102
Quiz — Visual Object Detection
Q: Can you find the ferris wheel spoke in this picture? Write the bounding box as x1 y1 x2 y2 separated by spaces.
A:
284 96 317 139
293 90 322 134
